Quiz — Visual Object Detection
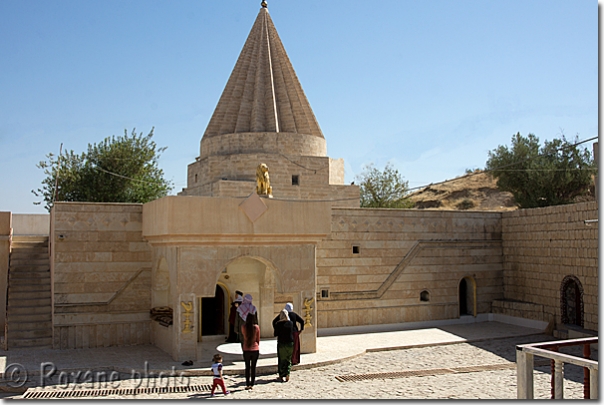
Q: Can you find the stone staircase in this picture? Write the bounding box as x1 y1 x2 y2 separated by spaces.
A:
6 236 52 348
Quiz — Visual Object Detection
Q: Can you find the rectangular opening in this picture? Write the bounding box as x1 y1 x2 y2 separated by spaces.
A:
321 289 329 298
292 175 300 186
352 245 360 254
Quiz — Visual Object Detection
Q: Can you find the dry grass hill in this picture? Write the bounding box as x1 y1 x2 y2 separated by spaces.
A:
407 171 518 212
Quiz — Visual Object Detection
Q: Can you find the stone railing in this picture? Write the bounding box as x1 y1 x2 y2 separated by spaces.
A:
516 337 598 399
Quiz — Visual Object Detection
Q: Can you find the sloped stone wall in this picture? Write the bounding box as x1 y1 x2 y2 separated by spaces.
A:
316 209 504 328
500 201 598 331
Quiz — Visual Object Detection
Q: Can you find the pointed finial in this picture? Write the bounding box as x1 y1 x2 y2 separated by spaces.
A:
261 1 268 8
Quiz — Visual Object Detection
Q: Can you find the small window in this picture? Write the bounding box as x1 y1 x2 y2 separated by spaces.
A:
292 175 300 186
321 289 329 298
194 174 198 183
352 245 360 254
420 290 430 302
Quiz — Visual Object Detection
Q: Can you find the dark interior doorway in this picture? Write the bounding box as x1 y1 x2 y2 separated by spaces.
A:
561 277 583 327
459 278 471 316
201 285 225 336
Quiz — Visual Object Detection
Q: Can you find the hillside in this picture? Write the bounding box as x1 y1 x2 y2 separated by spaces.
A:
407 171 518 211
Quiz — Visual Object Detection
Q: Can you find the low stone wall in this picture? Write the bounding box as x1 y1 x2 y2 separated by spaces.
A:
501 201 598 331
51 203 152 349
492 299 544 321
12 214 50 236
316 209 504 328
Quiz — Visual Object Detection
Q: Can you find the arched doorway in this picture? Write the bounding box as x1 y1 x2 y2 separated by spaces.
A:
201 285 226 336
459 276 476 317
560 275 583 327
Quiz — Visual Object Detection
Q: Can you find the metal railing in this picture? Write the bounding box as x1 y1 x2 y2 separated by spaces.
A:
517 337 598 399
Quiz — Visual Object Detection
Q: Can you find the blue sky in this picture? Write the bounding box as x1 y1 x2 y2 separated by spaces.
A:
0 0 598 213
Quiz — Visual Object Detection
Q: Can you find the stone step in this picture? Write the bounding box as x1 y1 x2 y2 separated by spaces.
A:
8 290 51 300
9 257 50 265
9 271 51 279
10 245 48 253
8 337 52 349
8 277 50 286
8 297 51 308
8 284 51 293
8 320 52 332
8 328 52 340
9 265 50 273
8 312 52 323
7 305 52 316
11 235 48 243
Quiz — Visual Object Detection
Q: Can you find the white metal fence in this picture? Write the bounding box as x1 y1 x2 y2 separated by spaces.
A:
516 337 598 399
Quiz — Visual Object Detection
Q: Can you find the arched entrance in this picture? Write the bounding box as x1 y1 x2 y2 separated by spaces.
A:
459 276 476 317
217 256 280 339
200 284 227 336
560 275 583 327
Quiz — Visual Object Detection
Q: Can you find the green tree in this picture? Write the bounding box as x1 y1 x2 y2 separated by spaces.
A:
485 132 595 208
33 128 173 211
357 163 414 208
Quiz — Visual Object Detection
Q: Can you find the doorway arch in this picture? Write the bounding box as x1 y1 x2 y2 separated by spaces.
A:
560 275 584 328
200 284 228 338
459 276 477 317
218 255 281 338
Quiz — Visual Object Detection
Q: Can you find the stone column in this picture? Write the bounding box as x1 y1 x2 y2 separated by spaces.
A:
259 285 274 338
173 292 197 361
516 349 534 399
0 212 10 335
299 291 316 353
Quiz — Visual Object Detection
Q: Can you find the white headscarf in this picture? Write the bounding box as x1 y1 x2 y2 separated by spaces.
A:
237 294 257 321
284 303 293 312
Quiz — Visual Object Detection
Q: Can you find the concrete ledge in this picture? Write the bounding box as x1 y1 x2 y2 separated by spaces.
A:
491 313 548 331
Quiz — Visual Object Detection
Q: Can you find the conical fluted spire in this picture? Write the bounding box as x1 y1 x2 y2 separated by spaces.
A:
203 7 324 139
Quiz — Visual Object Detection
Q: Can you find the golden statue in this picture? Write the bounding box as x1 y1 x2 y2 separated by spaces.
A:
256 163 273 197
303 297 314 327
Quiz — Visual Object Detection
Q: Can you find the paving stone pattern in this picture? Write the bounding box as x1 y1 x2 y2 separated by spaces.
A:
16 334 596 400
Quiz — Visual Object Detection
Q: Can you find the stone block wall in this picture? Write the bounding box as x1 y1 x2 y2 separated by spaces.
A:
199 132 327 159
501 201 598 331
51 203 152 349
181 153 359 207
316 208 504 328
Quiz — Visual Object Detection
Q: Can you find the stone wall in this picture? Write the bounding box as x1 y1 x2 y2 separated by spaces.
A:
51 203 152 349
181 154 359 208
316 208 504 328
499 201 598 331
199 132 327 159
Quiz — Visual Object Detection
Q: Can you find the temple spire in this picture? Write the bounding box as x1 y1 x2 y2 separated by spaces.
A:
202 5 324 139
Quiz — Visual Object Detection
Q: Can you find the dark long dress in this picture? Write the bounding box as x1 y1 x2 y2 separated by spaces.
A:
273 319 294 379
273 311 304 365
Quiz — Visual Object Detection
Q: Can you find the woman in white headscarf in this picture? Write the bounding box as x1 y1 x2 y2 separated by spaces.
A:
235 294 258 345
272 303 304 365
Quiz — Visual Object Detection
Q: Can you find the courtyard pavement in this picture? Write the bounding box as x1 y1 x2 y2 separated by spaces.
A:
0 319 546 386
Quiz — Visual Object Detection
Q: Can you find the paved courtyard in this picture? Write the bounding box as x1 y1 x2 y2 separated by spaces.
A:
1 321 597 400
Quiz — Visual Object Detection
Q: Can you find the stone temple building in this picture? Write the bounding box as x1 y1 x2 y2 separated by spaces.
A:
0 3 598 362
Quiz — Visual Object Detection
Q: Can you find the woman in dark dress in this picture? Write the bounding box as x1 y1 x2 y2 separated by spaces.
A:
226 292 243 343
272 309 294 382
272 303 304 365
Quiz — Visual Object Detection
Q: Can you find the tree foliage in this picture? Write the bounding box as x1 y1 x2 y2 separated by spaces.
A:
33 128 173 211
485 132 595 209
357 163 414 208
